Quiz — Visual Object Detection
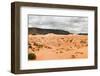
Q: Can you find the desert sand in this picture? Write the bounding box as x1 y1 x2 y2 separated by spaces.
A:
28 33 88 60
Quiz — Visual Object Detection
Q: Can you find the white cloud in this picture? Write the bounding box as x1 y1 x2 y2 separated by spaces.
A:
28 15 88 34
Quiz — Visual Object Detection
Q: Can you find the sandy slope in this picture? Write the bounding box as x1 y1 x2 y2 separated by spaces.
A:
28 33 88 60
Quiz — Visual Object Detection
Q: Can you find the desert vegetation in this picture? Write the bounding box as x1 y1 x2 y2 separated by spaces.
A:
28 28 88 60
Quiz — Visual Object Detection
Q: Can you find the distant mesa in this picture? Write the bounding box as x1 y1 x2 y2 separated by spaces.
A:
78 33 88 35
28 27 70 35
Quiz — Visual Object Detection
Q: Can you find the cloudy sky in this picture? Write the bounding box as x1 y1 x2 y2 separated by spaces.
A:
28 15 88 34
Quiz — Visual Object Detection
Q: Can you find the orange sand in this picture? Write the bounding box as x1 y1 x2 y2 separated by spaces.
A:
28 33 88 60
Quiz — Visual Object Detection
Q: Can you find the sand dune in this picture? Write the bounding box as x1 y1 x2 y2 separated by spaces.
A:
28 33 88 60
